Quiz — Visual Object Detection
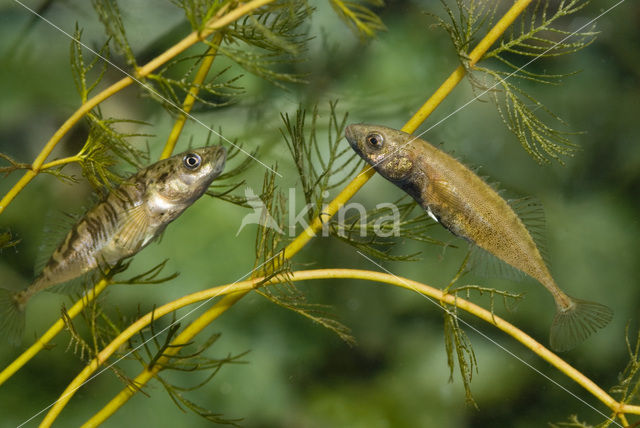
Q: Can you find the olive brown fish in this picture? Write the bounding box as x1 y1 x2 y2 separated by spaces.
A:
345 124 612 352
0 145 226 345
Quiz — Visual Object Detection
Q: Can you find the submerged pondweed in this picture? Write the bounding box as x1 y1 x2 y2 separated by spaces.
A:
0 146 226 345
345 124 612 352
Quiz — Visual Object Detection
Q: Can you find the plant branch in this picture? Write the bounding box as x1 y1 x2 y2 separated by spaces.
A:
403 0 533 133
0 0 275 216
159 32 224 160
80 291 245 428
77 269 640 427
40 155 83 170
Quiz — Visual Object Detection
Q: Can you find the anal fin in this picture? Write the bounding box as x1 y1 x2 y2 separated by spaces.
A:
45 270 100 295
468 244 526 282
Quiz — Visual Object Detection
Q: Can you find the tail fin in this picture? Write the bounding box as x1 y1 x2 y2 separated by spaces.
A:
549 297 613 352
0 288 26 346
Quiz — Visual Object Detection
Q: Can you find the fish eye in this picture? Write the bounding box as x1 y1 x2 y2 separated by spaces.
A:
183 153 201 170
366 133 384 149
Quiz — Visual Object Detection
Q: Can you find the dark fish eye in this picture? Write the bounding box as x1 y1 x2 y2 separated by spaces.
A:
183 153 201 170
366 133 384 149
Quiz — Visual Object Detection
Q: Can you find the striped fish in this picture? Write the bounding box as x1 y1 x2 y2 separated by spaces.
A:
0 145 226 344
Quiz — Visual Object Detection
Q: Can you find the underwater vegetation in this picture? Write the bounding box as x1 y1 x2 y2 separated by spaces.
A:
0 1 639 427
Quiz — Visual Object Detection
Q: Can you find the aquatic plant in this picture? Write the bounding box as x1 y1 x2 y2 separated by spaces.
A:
0 1 637 426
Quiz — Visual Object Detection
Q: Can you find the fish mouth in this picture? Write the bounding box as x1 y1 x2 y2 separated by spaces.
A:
344 124 362 150
213 146 227 175
345 124 355 142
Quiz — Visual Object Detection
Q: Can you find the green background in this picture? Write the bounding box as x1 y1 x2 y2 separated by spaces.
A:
0 1 639 427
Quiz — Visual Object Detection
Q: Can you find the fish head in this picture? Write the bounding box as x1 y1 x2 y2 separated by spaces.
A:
345 124 416 182
150 145 227 205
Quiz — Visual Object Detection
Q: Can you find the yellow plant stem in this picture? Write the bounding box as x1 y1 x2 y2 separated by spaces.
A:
619 414 629 426
76 269 640 427
160 32 224 159
282 165 376 259
40 155 82 170
0 0 275 216
0 279 110 387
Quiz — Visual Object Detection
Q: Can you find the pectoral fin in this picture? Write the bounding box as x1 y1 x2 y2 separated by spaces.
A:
426 179 471 238
428 178 468 213
113 203 150 257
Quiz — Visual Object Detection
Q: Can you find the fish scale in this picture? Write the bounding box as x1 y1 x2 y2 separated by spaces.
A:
0 145 226 345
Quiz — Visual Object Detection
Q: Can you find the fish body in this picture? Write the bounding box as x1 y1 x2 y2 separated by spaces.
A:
0 146 226 344
345 124 611 351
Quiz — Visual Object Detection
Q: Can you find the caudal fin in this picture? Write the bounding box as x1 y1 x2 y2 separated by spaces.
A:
549 298 613 352
0 288 26 346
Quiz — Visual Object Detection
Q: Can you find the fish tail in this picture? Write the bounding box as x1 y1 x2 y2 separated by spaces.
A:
549 296 613 352
0 288 26 346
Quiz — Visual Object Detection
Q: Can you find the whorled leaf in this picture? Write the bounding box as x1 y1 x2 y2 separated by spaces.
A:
443 304 478 408
75 114 150 194
226 0 312 55
429 0 499 68
218 46 307 88
129 316 247 425
258 281 356 345
206 131 261 208
70 25 110 104
329 0 386 40
549 414 597 428
447 284 524 316
58 275 141 392
281 101 361 222
484 0 596 62
610 324 640 409
169 0 226 32
215 0 312 88
476 66 579 164
435 0 595 164
118 259 180 286
57 260 179 388
330 197 448 262
146 60 244 114
245 164 355 344
92 0 137 68
157 375 244 426
252 167 287 277
69 25 150 191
